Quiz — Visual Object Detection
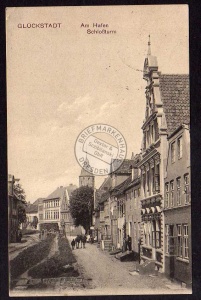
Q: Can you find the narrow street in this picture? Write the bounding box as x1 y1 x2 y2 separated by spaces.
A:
67 236 190 295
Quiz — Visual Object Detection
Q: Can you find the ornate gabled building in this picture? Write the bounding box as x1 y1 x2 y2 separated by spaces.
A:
138 38 190 275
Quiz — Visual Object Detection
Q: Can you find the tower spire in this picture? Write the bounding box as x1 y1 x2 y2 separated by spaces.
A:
147 34 151 56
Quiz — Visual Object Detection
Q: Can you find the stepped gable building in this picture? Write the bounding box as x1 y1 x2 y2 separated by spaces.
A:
138 37 190 275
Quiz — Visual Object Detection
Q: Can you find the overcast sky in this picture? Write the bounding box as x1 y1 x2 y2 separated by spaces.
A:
7 5 189 202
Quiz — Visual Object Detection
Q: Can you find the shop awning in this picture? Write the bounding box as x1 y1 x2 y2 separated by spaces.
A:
146 208 150 214
151 207 155 213
141 209 145 215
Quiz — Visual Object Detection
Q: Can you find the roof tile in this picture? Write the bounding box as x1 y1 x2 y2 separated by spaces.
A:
159 74 190 135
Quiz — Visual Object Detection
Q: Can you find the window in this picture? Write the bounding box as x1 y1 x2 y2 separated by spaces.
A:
165 183 169 207
176 178 181 205
177 224 189 260
170 181 174 207
142 173 146 197
152 220 161 249
152 167 155 193
177 225 182 257
155 164 160 192
147 169 150 195
155 231 161 248
183 225 189 259
150 124 154 143
184 174 190 204
39 205 43 211
178 136 183 159
165 225 169 253
171 142 176 163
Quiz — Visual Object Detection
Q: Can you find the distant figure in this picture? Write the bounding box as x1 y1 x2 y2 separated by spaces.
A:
75 235 80 249
90 235 94 244
18 230 22 243
71 239 75 250
127 235 132 251
82 235 87 248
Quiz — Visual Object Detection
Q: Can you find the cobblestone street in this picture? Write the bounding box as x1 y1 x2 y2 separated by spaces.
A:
10 235 191 296
64 236 191 296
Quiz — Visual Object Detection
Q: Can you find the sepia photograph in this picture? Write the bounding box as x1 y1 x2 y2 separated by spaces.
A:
6 5 191 296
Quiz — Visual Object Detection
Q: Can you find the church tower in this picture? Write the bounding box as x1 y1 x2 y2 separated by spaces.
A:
79 168 95 188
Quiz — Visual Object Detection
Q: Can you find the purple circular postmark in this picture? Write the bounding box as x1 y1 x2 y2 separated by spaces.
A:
74 124 127 176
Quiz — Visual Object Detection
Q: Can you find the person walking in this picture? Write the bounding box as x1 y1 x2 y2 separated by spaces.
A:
71 239 75 250
75 235 80 249
82 235 87 248
127 235 132 251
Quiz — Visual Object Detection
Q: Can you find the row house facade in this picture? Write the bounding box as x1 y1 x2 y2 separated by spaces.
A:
97 159 135 250
164 124 191 284
106 154 141 254
94 40 190 285
138 40 190 283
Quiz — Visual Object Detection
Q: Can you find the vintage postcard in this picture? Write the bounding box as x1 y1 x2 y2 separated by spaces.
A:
7 5 191 296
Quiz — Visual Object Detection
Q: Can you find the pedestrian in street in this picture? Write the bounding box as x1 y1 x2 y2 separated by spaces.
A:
127 235 132 251
71 239 75 250
82 235 87 248
18 230 22 243
75 235 80 249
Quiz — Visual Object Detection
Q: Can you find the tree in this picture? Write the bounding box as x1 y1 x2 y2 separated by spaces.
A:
69 186 94 232
17 204 27 227
13 183 27 228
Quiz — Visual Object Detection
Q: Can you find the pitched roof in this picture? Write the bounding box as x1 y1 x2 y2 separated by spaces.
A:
159 74 190 136
46 186 66 200
99 191 110 204
124 176 141 192
98 176 112 191
111 176 132 196
26 204 38 213
110 159 134 175
32 198 45 206
66 184 78 197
